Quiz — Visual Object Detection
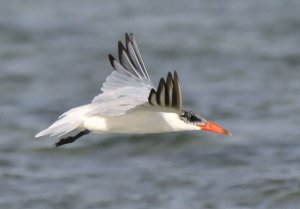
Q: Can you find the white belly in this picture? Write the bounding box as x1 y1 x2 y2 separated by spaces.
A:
82 110 197 134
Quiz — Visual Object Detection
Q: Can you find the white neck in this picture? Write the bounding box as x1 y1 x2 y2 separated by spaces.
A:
160 112 200 132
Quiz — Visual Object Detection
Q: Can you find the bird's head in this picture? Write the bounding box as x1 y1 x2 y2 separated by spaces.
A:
180 110 231 135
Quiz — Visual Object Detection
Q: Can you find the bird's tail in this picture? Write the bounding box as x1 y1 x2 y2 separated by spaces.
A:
35 105 91 138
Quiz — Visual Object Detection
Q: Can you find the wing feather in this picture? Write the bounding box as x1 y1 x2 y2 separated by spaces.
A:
118 41 143 80
90 33 153 116
125 33 150 80
166 72 173 106
107 33 150 81
89 34 183 117
172 71 183 111
148 71 183 114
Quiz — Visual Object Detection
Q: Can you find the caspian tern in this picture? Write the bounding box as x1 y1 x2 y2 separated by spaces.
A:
35 33 231 147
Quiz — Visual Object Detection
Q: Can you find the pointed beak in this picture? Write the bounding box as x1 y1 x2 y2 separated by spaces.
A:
198 121 231 136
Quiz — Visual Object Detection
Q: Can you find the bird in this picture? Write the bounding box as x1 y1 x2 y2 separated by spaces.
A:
35 33 231 147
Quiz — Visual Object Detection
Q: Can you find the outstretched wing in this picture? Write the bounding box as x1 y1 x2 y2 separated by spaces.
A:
148 71 183 114
88 33 154 116
88 33 183 117
115 33 150 81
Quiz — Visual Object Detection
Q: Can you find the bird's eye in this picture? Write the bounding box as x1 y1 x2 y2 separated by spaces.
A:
181 111 206 125
189 115 199 122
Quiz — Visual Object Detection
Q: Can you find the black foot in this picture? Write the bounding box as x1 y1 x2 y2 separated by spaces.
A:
55 130 91 147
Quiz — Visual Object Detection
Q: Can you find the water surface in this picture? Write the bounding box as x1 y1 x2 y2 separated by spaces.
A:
1 0 300 208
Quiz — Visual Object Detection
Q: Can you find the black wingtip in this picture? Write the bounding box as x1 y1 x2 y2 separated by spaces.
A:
167 72 173 81
118 41 126 52
129 33 136 44
125 33 132 49
159 77 165 86
125 33 130 42
118 41 126 61
108 54 115 68
125 32 133 36
148 89 157 105
157 78 167 105
174 71 179 81
158 78 166 94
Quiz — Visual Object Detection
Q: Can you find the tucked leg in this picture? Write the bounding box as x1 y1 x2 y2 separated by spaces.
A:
55 130 91 147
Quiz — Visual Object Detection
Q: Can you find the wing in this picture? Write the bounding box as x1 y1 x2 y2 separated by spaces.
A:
88 33 183 117
148 71 183 114
88 33 154 116
118 33 150 81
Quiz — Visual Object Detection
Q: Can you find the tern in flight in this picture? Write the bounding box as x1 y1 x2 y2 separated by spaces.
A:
36 33 231 147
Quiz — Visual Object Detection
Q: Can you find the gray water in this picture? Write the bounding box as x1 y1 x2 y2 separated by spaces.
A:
1 0 300 208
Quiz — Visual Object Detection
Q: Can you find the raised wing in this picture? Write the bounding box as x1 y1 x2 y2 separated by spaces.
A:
88 34 183 117
148 71 183 114
89 33 154 116
109 32 150 82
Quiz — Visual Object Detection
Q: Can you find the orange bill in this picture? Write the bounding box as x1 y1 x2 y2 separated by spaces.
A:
198 121 231 136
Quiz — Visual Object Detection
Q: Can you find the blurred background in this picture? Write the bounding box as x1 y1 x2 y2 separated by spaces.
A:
1 0 300 208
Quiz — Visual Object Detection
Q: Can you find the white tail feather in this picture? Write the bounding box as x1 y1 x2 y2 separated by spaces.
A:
35 105 91 138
